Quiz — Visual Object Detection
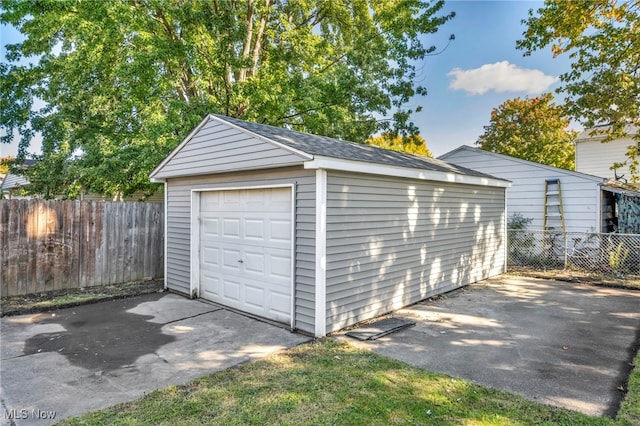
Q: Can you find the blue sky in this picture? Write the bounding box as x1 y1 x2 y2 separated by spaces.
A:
415 0 573 156
0 0 573 158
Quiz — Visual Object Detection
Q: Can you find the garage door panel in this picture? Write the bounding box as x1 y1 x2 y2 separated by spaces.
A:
201 191 220 209
223 218 241 238
201 217 219 237
223 279 241 302
244 252 265 275
222 249 241 270
245 190 266 206
244 284 265 309
270 220 292 242
245 219 265 240
223 191 240 204
270 291 291 316
201 247 220 268
270 188 291 204
199 187 292 324
201 273 220 298
270 254 291 279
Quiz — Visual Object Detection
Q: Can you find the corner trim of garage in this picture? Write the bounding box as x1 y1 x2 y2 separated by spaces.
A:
190 190 202 298
314 169 327 337
163 179 169 290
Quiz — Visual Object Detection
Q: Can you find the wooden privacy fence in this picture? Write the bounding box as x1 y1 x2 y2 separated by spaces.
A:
0 199 164 297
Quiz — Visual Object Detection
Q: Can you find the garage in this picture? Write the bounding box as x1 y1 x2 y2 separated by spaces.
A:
197 187 293 323
150 114 509 336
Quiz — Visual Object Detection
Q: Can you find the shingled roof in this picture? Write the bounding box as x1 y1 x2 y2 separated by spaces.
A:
1 159 36 192
213 115 500 181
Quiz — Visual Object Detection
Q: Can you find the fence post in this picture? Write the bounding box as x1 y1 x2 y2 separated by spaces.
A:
564 232 568 270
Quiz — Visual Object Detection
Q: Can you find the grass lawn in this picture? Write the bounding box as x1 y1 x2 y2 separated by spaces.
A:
618 348 640 425
59 339 638 426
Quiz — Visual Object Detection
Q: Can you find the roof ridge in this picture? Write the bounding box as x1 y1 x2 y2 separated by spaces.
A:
213 115 503 181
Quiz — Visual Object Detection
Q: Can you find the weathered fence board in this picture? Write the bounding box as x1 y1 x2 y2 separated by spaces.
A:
0 199 164 297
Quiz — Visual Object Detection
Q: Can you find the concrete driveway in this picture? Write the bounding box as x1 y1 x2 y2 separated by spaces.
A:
340 276 640 417
1 293 309 425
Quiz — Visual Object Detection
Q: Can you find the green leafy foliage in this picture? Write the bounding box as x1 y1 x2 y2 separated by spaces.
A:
477 93 577 169
507 212 533 231
0 0 453 198
518 0 640 180
0 156 13 175
365 132 432 156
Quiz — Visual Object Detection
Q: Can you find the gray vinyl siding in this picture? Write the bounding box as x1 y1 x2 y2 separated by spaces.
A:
441 147 604 232
165 166 316 333
154 119 307 179
324 171 506 333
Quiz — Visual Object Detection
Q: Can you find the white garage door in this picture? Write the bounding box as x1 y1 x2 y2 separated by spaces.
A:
199 187 293 323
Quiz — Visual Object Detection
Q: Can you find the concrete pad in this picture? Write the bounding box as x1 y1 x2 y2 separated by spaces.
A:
1 293 310 425
339 276 640 417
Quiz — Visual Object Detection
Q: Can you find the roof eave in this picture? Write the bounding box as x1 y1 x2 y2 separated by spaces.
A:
440 145 606 183
304 155 511 188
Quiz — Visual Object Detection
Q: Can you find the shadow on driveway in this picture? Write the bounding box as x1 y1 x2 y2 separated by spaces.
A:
1 293 310 425
339 276 640 417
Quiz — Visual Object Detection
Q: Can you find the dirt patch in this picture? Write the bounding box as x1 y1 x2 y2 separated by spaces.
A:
0 279 164 317
507 267 640 290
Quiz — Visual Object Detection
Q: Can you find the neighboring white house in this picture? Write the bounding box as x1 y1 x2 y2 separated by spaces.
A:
150 114 509 337
1 159 37 199
574 124 639 181
439 146 608 233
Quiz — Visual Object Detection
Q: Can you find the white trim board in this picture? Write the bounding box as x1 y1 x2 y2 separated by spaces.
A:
163 181 168 290
304 155 510 188
314 169 327 337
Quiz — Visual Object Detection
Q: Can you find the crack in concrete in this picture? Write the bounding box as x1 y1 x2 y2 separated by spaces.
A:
160 307 223 326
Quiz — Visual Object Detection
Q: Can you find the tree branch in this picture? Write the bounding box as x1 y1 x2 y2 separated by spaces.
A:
236 0 255 82
249 0 270 78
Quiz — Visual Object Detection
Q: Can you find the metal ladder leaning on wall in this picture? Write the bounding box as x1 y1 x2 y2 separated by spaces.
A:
543 178 566 233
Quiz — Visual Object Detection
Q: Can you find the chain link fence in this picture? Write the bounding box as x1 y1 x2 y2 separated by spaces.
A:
508 229 640 277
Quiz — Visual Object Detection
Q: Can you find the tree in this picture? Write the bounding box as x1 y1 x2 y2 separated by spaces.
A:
0 156 13 175
476 93 577 170
366 132 432 156
518 0 640 180
0 0 453 198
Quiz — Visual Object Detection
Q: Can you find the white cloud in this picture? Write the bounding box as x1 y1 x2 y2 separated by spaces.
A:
447 61 558 95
